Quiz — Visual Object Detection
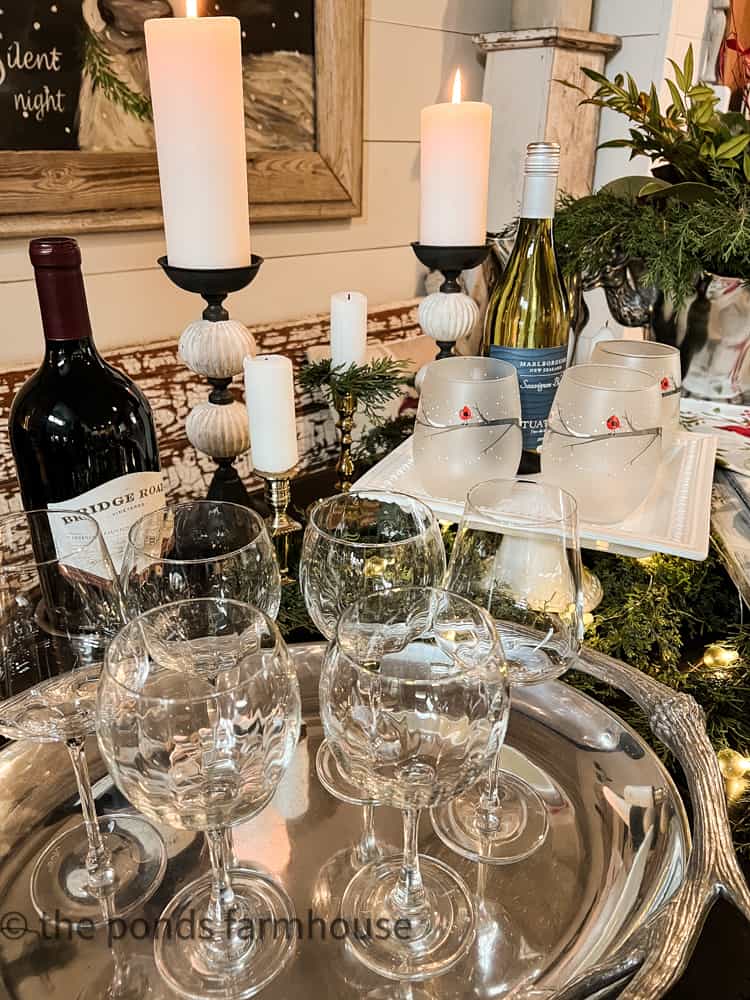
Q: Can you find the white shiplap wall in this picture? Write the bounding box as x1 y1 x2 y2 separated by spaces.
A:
0 0 509 370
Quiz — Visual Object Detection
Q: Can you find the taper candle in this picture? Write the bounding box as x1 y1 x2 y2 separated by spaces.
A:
330 291 368 369
244 355 299 473
419 69 492 246
145 5 251 269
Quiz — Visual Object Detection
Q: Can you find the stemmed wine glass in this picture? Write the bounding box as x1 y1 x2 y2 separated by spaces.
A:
0 509 167 926
321 586 511 980
97 598 301 1000
120 500 281 618
431 479 583 864
300 490 446 865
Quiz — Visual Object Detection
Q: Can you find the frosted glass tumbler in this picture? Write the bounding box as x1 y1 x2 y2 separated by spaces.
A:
414 356 522 502
541 364 662 524
591 340 682 450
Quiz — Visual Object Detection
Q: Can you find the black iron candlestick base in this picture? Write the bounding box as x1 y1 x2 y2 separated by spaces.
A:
411 242 490 364
159 255 263 508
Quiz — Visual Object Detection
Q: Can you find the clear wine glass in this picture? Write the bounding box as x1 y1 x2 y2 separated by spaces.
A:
120 500 281 618
98 598 302 1000
321 586 511 981
300 490 446 860
0 509 167 927
431 479 583 864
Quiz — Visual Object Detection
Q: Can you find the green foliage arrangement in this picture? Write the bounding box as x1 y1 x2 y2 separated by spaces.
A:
297 357 410 422
84 30 153 122
556 46 750 303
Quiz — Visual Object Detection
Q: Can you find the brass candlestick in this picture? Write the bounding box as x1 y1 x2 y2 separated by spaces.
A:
333 391 356 492
255 468 302 581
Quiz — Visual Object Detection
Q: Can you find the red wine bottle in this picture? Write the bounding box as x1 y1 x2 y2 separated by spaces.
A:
10 237 164 574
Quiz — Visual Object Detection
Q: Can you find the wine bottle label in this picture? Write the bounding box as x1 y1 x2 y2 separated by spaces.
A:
489 345 567 451
48 471 165 577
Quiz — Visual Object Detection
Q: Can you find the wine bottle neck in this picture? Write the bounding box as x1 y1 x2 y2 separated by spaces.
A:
33 264 93 343
520 173 557 220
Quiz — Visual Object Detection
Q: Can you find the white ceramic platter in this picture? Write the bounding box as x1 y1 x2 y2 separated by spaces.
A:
353 431 717 560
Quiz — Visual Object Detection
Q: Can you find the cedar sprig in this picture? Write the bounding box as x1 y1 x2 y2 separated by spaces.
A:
84 29 153 122
298 357 410 422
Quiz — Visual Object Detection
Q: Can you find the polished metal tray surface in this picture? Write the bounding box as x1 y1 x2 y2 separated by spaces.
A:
0 643 742 999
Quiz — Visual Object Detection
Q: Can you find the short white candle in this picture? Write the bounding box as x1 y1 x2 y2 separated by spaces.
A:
145 5 251 269
330 291 368 369
419 70 492 246
244 355 299 473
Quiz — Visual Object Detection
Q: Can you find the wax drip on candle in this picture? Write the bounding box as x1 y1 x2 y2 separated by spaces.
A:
452 69 462 104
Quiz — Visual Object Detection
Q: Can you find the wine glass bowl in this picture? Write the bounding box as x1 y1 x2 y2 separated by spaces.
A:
413 356 522 502
300 490 446 642
591 340 682 451
98 598 301 1000
120 500 281 619
541 363 662 524
0 509 166 927
321 586 510 981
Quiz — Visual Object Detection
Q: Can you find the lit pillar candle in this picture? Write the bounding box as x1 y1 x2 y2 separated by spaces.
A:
145 4 251 269
330 291 368 369
419 70 492 246
244 355 299 473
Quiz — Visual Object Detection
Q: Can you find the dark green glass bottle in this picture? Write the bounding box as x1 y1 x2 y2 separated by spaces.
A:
482 142 569 469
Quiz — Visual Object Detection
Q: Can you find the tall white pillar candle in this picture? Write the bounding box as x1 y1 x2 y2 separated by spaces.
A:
244 355 299 473
145 9 251 269
330 291 368 369
419 70 492 246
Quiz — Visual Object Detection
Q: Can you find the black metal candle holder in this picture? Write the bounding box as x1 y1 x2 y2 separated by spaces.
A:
411 242 490 359
159 255 263 507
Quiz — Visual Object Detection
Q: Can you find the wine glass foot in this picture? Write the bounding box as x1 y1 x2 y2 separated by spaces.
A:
430 772 549 865
30 812 167 928
341 856 475 982
154 868 296 1000
316 740 380 806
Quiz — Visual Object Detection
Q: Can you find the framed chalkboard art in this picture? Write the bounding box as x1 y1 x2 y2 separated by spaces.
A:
0 0 363 235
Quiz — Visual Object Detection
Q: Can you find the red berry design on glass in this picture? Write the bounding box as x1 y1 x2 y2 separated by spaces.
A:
660 377 671 391
459 406 472 422
606 414 621 431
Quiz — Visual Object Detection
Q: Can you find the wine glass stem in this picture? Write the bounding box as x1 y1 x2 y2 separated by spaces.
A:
65 736 115 892
391 807 426 914
354 803 378 865
205 826 237 927
200 826 250 966
480 748 505 814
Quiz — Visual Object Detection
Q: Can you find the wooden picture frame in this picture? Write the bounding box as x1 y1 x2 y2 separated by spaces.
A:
0 0 363 237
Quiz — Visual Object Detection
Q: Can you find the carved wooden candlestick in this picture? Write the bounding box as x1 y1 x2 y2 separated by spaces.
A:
159 256 262 506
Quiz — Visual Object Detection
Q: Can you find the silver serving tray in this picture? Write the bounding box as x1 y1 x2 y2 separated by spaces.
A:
0 643 747 1000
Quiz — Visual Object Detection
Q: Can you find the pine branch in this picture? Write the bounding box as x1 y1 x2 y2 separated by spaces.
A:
84 30 152 122
298 357 410 422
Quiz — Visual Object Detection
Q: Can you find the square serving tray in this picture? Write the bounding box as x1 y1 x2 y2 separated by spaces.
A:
353 431 717 560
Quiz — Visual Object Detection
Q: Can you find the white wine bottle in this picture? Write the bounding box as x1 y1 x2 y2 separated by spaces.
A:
482 142 569 471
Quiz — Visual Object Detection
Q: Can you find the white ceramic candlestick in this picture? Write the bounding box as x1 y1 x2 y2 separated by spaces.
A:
419 70 492 246
145 11 251 269
330 291 368 369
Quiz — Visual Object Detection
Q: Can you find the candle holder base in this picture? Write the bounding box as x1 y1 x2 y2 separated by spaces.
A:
332 391 357 493
255 468 303 581
412 243 490 375
159 255 264 501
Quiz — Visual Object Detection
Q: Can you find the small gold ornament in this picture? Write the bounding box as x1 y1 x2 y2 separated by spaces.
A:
702 644 740 670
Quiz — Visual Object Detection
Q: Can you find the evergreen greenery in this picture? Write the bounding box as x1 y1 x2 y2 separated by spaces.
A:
556 45 750 303
84 30 153 122
298 357 410 423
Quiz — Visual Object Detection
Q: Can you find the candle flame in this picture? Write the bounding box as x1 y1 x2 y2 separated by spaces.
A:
186 0 198 16
451 69 462 104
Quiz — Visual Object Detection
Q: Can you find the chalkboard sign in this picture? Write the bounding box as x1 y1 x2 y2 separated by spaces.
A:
0 0 82 150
